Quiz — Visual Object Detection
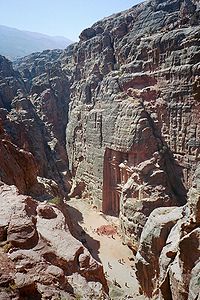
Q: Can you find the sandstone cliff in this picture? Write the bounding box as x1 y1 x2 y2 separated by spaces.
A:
62 0 200 298
0 0 199 299
62 0 200 255
0 52 70 199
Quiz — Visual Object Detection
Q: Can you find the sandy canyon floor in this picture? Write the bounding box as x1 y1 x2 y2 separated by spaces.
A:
67 198 146 300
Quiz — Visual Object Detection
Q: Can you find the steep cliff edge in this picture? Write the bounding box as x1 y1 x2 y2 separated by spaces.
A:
0 0 200 299
0 52 70 199
63 0 199 298
61 0 199 249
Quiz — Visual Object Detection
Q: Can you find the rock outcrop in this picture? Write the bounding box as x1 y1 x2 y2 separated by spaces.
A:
0 0 199 299
136 164 200 299
0 51 71 199
0 120 38 195
0 183 108 299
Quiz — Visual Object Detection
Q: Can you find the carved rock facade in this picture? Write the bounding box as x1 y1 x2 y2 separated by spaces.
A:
0 0 199 299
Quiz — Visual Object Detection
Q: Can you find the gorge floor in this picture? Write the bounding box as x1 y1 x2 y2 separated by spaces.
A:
67 198 146 300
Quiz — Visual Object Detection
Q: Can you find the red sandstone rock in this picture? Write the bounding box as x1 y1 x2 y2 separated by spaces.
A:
0 124 38 194
0 52 70 199
0 183 109 299
0 0 199 299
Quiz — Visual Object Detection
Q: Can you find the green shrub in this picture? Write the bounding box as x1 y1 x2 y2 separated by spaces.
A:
48 196 62 205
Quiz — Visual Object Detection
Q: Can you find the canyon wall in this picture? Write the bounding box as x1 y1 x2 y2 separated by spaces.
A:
136 164 200 299
0 0 199 299
0 49 109 299
0 51 71 199
63 0 199 298
62 0 200 249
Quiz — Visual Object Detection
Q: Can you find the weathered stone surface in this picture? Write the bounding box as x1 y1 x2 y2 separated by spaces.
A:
0 120 65 200
59 1 199 298
62 0 200 222
0 124 38 194
136 165 200 299
0 52 70 199
0 0 199 298
0 183 108 299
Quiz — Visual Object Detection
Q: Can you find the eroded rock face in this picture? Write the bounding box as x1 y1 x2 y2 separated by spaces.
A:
58 1 199 298
0 183 108 299
0 121 38 194
136 165 200 299
0 0 199 299
9 0 199 216
0 119 65 200
0 52 70 199
59 0 200 248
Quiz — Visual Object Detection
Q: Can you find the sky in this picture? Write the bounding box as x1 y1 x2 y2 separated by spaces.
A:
0 0 143 41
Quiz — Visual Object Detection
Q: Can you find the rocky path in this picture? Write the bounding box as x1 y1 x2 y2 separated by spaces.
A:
67 199 145 300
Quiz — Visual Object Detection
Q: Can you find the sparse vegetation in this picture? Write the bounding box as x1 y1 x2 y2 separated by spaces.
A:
2 242 12 253
48 196 62 206
8 282 17 291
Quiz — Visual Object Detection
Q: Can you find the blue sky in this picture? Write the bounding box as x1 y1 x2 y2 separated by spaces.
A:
0 0 143 41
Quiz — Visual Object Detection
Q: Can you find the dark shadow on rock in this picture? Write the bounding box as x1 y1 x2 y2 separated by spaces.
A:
143 105 187 205
65 203 101 263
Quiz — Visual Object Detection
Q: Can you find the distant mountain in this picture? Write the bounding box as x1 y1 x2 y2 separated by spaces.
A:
0 25 73 60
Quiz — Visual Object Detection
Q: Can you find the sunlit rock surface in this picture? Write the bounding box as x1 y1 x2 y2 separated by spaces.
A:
0 183 108 299
0 0 199 298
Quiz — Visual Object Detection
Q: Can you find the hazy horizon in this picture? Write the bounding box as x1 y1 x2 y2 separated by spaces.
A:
0 24 73 41
0 0 144 41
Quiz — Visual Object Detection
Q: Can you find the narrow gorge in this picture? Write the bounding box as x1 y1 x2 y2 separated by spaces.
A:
0 0 199 299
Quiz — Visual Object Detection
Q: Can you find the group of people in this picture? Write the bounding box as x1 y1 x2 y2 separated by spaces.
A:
107 260 133 289
118 258 125 264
